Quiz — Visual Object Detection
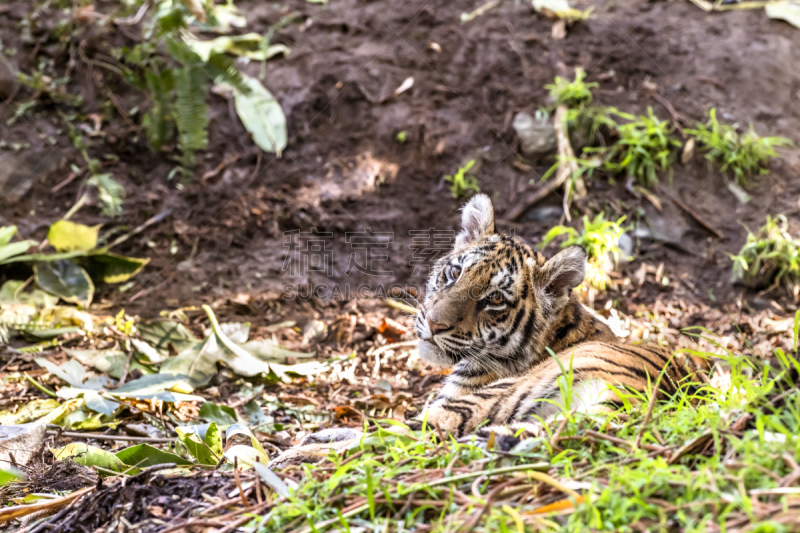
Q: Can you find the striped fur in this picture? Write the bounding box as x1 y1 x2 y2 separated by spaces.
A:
269 195 695 467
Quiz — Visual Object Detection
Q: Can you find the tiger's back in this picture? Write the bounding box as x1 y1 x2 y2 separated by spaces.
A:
423 340 693 438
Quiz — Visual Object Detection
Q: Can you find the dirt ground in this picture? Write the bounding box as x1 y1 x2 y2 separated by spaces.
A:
1 0 799 330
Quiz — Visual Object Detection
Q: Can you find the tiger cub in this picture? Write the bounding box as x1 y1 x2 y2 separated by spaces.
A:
414 194 693 438
269 195 693 467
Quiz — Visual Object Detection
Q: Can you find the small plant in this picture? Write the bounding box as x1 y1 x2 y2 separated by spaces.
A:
686 108 792 186
395 131 407 143
540 212 630 291
545 68 598 108
444 159 480 198
731 214 800 299
594 108 682 188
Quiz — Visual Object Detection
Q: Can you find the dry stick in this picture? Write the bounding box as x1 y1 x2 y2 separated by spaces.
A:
233 458 248 508
507 104 577 221
660 187 724 239
554 104 582 222
650 92 689 136
117 349 134 387
584 429 665 453
45 431 174 443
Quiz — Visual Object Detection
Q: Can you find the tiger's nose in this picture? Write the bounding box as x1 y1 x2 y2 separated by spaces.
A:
428 319 451 334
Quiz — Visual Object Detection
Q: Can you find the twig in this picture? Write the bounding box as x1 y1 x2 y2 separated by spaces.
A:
45 431 174 443
233 458 248 508
650 92 689 136
51 168 87 193
584 429 665 453
662 189 724 239
0 355 18 373
117 350 134 387
108 208 172 248
0 487 94 524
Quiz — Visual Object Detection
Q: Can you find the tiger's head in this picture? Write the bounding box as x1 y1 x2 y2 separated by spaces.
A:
416 194 599 379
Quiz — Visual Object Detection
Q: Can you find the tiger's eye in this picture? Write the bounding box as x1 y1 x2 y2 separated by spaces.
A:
449 265 462 280
490 293 504 305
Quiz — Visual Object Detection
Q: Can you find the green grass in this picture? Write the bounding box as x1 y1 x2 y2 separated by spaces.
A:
731 214 800 296
249 323 800 532
444 159 480 198
686 109 792 186
546 68 598 108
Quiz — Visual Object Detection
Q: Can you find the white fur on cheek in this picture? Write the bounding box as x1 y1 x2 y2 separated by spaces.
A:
418 340 453 367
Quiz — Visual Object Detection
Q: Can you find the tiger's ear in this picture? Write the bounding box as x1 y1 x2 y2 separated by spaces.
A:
540 245 587 298
455 194 495 252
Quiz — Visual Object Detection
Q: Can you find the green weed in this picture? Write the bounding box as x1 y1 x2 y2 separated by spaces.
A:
595 108 682 188
545 68 598 108
541 212 630 265
731 214 800 298
685 108 792 186
540 212 630 290
444 159 480 198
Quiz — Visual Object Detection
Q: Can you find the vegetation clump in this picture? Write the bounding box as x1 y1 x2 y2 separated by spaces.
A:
686 108 792 186
541 212 630 292
595 108 682 188
731 214 800 299
545 68 598 108
444 159 480 198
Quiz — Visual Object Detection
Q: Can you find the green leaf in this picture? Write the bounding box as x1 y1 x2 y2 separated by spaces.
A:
109 374 195 402
227 73 287 156
766 1 800 29
50 443 136 476
115 444 193 468
66 348 153 379
34 260 94 306
0 225 17 246
3 250 88 265
199 402 237 426
0 466 24 486
131 338 169 364
0 281 58 307
0 399 61 425
0 240 37 263
176 422 222 465
138 321 198 355
223 444 269 469
47 220 100 252
226 423 267 457
85 252 150 284
217 322 250 344
252 461 289 497
184 32 289 62
34 357 111 390
241 339 315 361
160 307 324 386
56 388 119 416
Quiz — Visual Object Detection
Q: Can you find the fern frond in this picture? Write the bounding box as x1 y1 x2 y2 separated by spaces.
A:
143 69 175 150
174 65 209 167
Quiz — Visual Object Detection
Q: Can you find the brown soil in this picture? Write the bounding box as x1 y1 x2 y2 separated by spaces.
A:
1 0 799 321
